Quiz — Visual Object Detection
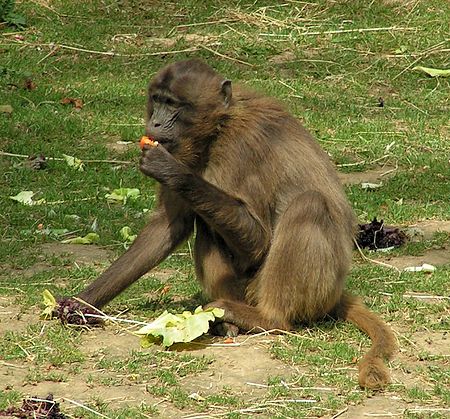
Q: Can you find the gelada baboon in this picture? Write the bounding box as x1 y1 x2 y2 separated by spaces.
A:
77 59 396 389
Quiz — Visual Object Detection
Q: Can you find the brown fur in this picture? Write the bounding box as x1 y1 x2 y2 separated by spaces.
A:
77 59 396 389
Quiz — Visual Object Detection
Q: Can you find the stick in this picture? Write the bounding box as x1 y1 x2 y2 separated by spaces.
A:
200 45 254 67
380 292 450 301
298 26 416 36
332 407 349 419
82 313 149 326
12 42 200 57
354 239 401 273
63 398 112 418
0 151 133 165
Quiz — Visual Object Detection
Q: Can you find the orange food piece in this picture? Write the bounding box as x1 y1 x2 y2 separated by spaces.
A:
223 337 235 344
139 136 157 149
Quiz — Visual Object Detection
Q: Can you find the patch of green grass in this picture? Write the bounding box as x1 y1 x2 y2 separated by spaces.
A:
0 389 23 410
0 323 85 366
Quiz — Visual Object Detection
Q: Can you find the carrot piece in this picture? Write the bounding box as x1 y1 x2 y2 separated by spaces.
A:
139 136 157 149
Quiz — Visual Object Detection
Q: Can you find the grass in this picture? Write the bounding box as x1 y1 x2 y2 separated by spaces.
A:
1 0 449 417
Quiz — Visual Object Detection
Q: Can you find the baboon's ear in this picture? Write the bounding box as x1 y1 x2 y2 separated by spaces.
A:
221 80 232 107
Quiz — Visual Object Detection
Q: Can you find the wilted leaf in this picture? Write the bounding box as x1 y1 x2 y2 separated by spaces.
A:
0 105 13 114
106 188 140 204
61 232 99 244
413 66 450 78
61 97 84 109
10 190 45 205
41 289 57 319
62 154 84 171
136 306 224 348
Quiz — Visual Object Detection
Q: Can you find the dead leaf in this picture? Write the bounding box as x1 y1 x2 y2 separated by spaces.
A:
26 154 47 170
160 285 171 295
61 97 83 110
24 78 37 90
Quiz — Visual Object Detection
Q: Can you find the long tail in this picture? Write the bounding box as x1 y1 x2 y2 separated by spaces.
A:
336 292 397 389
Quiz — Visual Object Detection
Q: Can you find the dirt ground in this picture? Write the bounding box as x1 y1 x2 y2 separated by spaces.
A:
1 167 449 418
1 300 449 418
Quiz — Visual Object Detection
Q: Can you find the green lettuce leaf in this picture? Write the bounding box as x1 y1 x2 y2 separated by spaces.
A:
10 191 45 206
62 154 85 171
136 306 224 347
61 232 99 244
413 66 450 78
41 289 57 319
105 188 140 204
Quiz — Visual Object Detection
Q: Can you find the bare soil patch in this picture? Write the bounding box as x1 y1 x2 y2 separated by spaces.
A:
381 248 450 269
0 297 38 334
341 395 409 419
408 220 450 240
181 336 296 397
338 165 396 185
40 243 113 267
0 318 295 417
410 330 449 357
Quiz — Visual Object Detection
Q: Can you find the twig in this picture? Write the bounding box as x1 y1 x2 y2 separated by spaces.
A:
200 45 254 67
259 26 416 37
82 313 149 326
354 239 401 273
332 407 349 419
10 41 201 57
37 45 60 64
0 151 133 165
393 39 448 80
338 154 391 168
401 99 427 115
380 162 398 178
46 197 98 205
63 398 112 418
337 160 366 167
0 361 26 368
246 382 335 391
72 297 144 334
380 292 450 301
408 408 450 413
183 398 317 418
16 343 33 359
175 18 238 30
